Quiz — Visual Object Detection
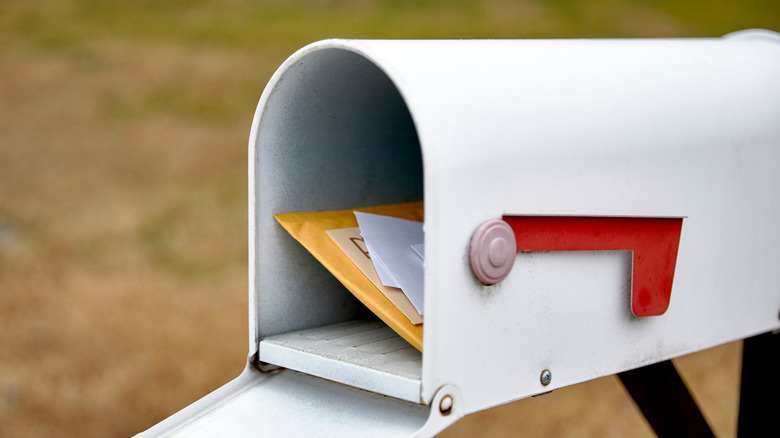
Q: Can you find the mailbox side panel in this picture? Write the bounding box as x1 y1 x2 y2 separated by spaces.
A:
355 36 780 411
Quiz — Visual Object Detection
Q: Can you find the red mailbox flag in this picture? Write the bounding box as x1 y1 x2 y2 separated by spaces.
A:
502 216 683 317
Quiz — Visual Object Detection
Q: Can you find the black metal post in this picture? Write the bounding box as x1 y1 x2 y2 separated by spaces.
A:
618 360 714 437
738 330 780 437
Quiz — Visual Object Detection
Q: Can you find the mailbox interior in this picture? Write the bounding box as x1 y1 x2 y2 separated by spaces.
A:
251 47 425 401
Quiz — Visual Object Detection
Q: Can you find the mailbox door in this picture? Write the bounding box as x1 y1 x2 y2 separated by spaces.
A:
138 366 438 437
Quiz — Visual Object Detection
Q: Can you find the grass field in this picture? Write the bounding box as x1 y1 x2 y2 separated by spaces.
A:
0 1 778 436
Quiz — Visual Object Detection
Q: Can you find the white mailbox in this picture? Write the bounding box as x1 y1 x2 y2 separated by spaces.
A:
140 30 780 437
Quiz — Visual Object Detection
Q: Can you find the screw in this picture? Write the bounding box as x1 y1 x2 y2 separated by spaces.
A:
540 369 552 386
439 395 453 416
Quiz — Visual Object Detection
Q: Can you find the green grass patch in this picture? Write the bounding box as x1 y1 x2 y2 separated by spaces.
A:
6 0 778 55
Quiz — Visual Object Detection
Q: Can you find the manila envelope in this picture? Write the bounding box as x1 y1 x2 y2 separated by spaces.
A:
274 201 424 351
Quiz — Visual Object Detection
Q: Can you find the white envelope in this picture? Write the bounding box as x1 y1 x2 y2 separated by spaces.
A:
355 211 424 314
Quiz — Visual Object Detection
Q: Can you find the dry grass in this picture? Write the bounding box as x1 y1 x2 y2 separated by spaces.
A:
0 42 260 436
0 1 776 436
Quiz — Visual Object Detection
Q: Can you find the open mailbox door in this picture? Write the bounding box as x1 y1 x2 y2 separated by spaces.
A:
139 31 780 437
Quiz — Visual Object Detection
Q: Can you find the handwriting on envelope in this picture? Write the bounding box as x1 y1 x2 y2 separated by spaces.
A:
327 227 422 325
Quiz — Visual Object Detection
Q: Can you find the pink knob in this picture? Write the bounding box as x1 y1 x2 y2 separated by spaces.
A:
470 219 517 284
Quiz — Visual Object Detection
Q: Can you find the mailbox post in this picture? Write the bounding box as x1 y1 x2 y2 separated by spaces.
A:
139 30 780 437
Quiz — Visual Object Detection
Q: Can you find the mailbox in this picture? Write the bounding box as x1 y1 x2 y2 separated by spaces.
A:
140 30 780 437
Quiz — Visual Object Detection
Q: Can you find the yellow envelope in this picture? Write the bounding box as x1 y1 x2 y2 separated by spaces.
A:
274 201 424 351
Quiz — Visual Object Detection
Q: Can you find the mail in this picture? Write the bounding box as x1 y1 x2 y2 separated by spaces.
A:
273 201 424 351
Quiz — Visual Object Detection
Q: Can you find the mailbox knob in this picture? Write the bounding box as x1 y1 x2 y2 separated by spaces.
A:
470 219 517 284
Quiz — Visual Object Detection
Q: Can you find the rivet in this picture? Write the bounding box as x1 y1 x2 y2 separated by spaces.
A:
540 369 552 386
439 395 453 416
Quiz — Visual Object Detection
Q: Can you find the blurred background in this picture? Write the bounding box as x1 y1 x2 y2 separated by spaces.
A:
0 1 777 436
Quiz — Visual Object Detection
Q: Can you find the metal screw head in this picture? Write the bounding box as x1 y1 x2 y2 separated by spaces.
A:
540 369 552 386
439 395 453 416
